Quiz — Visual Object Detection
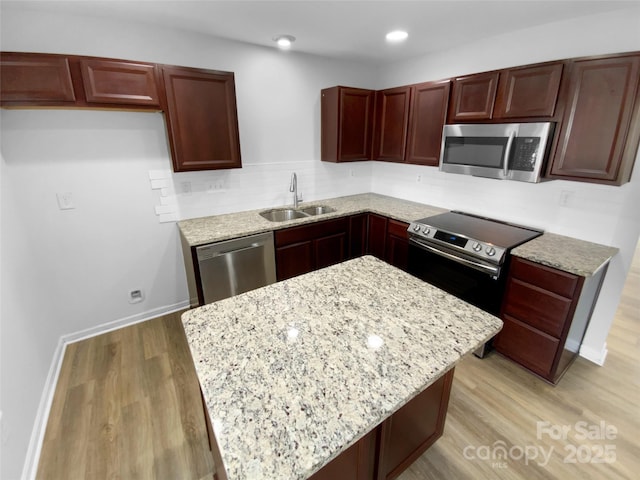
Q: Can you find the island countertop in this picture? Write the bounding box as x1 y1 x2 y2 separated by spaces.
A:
182 255 503 480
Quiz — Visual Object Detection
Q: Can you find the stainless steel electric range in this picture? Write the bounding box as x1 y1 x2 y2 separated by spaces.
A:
406 211 542 355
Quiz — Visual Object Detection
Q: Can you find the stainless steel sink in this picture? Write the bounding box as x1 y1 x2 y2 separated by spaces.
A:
259 209 308 222
300 205 336 216
259 205 337 222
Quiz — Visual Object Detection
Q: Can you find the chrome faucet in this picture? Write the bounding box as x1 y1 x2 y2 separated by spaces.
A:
290 172 302 208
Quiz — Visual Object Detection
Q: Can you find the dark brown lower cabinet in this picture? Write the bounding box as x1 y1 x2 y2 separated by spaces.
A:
385 219 410 271
349 213 369 258
309 368 455 480
366 214 410 272
275 217 349 281
494 256 608 384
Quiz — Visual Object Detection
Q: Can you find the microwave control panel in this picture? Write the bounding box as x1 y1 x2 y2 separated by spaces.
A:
509 137 541 172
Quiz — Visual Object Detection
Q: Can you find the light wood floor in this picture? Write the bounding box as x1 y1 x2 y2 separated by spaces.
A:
37 245 640 479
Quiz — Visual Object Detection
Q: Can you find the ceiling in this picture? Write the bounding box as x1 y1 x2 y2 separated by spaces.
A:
3 0 639 64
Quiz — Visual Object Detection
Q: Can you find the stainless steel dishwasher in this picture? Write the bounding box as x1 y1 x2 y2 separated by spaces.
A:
196 231 276 305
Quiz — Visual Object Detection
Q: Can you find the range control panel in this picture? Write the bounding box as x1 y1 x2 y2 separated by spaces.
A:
407 221 507 264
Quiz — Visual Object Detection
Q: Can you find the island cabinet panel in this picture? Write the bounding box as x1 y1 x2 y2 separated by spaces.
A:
494 256 608 384
449 71 499 122
0 52 76 104
80 59 161 106
373 86 412 162
321 86 375 162
274 217 349 281
162 65 242 172
309 429 378 480
377 369 454 480
547 54 640 185
405 80 451 166
493 62 564 118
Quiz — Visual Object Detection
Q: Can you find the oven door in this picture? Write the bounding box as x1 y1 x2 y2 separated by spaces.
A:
407 239 508 316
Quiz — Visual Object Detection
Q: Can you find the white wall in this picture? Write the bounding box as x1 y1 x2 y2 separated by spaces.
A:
0 8 375 480
369 6 640 364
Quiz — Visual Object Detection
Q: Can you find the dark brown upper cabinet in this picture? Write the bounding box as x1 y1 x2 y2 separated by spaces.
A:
373 86 412 162
405 80 451 166
0 52 76 105
161 65 242 172
547 54 640 185
494 62 563 119
80 59 160 107
321 86 375 162
449 62 564 122
449 71 499 122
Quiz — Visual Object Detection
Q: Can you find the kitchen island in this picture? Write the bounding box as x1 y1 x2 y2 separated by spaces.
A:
182 255 502 480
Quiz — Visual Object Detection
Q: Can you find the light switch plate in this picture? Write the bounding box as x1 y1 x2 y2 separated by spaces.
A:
56 192 75 210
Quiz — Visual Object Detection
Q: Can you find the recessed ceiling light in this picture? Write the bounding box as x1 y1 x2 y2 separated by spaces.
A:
273 34 296 49
386 30 408 43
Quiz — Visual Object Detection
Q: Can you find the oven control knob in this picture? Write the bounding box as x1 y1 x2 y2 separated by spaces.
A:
472 242 483 252
423 227 430 235
413 224 421 232
486 246 496 256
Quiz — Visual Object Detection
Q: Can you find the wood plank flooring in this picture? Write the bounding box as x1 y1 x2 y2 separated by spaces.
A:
37 245 640 479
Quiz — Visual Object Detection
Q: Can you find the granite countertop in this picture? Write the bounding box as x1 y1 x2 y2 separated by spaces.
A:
178 193 446 247
178 192 618 278
511 232 618 277
182 255 503 480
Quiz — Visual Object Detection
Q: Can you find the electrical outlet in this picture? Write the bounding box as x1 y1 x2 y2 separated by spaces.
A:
349 169 355 177
128 289 144 304
56 192 75 210
180 181 192 195
416 175 422 183
559 190 574 206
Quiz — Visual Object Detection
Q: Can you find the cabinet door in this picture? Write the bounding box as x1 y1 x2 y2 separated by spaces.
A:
315 232 347 270
349 214 368 259
321 86 375 162
367 214 387 260
385 220 410 271
406 80 451 167
449 72 499 122
405 80 450 166
0 52 76 105
548 55 640 184
373 86 411 161
494 62 563 118
162 65 241 172
309 429 377 480
275 241 314 281
80 59 160 106
377 369 454 480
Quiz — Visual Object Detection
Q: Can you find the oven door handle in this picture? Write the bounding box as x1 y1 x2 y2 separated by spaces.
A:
409 237 500 277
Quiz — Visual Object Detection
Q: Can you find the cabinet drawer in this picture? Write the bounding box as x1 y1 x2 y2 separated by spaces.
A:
503 278 572 337
494 315 559 378
275 217 348 247
387 219 409 239
510 257 579 298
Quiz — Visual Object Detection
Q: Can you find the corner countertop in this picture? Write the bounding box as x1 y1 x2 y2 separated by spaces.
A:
182 255 503 480
511 233 618 277
177 193 446 247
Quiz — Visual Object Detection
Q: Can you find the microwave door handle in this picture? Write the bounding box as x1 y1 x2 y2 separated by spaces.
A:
504 130 516 178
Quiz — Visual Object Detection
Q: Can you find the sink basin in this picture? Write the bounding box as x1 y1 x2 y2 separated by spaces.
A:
260 208 308 222
259 205 337 222
300 205 336 216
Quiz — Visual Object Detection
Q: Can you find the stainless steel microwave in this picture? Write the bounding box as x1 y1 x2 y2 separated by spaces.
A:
439 122 554 183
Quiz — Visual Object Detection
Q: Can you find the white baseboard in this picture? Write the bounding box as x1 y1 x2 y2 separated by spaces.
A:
21 300 191 480
579 342 608 366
